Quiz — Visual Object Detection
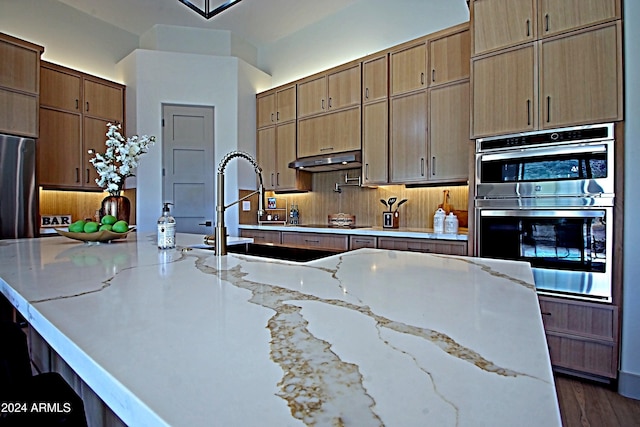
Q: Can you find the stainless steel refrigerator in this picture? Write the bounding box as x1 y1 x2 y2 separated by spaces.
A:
0 134 37 239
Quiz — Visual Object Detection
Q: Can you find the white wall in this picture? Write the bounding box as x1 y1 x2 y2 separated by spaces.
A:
620 0 640 400
0 0 138 82
116 49 270 233
258 0 469 87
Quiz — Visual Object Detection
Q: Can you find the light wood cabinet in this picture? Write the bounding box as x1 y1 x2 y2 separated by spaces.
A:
258 123 311 192
0 33 43 137
471 44 536 138
281 232 349 251
471 0 535 55
538 0 620 38
240 229 281 244
390 91 427 183
540 22 622 129
363 101 388 185
363 55 388 103
297 63 361 118
430 28 471 86
428 81 471 182
257 85 296 128
377 236 467 256
298 107 360 158
38 61 125 190
390 40 427 96
349 235 377 250
539 296 618 379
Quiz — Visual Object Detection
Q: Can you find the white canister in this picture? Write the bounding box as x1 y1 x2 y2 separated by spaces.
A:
433 208 446 233
444 212 459 234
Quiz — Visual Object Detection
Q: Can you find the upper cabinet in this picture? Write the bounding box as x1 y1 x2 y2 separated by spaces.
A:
471 0 535 55
38 61 125 190
257 85 296 128
297 62 361 118
471 0 620 56
538 0 620 38
470 0 623 138
430 27 471 86
362 55 388 103
0 33 44 138
362 54 389 185
390 40 427 96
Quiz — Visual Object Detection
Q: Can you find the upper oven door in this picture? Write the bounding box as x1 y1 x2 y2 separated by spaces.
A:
476 139 614 199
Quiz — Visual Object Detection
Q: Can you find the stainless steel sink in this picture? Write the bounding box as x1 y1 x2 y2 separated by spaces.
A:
225 242 343 262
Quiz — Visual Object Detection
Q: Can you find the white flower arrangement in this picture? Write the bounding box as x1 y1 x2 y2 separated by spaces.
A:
90 123 156 195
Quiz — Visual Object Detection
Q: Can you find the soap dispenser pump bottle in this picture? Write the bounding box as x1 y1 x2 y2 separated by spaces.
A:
157 203 176 249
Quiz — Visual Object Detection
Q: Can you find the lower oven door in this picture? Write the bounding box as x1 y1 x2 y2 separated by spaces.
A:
476 207 612 302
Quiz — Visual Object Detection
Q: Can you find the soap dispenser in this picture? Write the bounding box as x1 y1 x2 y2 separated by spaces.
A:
157 203 176 249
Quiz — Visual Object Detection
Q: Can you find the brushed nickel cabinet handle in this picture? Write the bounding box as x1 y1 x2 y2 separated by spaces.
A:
304 239 320 243
76 168 80 183
329 97 332 108
527 99 531 125
420 158 425 176
431 156 436 176
270 113 274 123
365 163 369 180
545 14 550 32
365 88 369 99
420 72 425 85
86 101 89 112
276 111 280 121
75 99 79 110
320 147 334 152
86 169 90 183
322 99 325 110
276 172 280 186
270 173 274 187
432 69 436 82
526 19 530 37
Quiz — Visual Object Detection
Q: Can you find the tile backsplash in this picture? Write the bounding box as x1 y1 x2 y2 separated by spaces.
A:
243 169 469 229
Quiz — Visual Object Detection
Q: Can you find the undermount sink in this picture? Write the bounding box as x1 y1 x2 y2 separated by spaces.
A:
217 242 343 262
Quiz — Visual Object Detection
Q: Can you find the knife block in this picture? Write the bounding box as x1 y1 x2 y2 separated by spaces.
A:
382 212 399 228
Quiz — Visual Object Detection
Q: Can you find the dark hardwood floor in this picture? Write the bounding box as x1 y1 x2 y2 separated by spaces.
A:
555 374 640 427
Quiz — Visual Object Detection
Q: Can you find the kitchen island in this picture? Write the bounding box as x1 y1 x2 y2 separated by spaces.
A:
0 233 561 426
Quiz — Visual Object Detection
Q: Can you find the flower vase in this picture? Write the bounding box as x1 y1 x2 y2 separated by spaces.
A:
101 193 131 223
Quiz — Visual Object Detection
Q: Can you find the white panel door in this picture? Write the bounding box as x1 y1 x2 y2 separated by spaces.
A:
162 105 215 234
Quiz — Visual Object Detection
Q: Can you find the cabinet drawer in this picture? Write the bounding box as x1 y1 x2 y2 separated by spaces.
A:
377 237 467 255
282 232 348 251
350 235 377 250
545 333 617 378
240 229 281 244
538 297 617 341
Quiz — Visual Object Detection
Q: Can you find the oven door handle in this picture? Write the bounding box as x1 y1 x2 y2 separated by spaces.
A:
479 209 607 218
480 144 607 162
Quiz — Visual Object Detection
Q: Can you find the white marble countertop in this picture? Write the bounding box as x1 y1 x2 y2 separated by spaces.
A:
0 233 560 426
239 224 469 241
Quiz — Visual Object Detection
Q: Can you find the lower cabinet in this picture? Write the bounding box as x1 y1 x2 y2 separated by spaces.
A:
349 235 377 250
377 236 467 255
239 229 281 244
538 296 618 380
281 232 349 251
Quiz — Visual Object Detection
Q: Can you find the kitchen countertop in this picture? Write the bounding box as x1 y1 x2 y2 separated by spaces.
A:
239 224 469 240
0 233 560 426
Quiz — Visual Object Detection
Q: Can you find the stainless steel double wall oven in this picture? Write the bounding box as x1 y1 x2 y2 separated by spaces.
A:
474 123 615 302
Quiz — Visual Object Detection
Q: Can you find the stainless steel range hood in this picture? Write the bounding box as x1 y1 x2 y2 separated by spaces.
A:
288 150 362 172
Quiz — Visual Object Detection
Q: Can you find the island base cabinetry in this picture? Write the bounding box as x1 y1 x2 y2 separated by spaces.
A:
28 327 126 427
538 296 618 380
377 236 467 256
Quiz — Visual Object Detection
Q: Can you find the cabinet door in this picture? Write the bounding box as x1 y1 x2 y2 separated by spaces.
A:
538 0 619 38
281 232 348 251
430 29 470 86
326 108 361 153
40 66 81 112
390 42 427 96
297 75 326 118
429 81 470 182
0 90 38 137
240 229 281 244
390 91 427 183
363 55 388 103
472 0 536 55
297 115 329 158
0 37 40 94
38 108 82 188
83 79 124 121
83 117 110 189
257 127 277 190
275 122 298 190
350 235 377 250
276 86 296 123
257 93 276 128
363 101 388 184
327 64 361 111
540 23 622 129
471 44 536 138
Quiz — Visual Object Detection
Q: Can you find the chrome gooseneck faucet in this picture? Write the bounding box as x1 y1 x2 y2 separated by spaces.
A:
214 151 265 255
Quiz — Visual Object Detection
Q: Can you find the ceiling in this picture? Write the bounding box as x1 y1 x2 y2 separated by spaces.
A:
56 0 362 47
